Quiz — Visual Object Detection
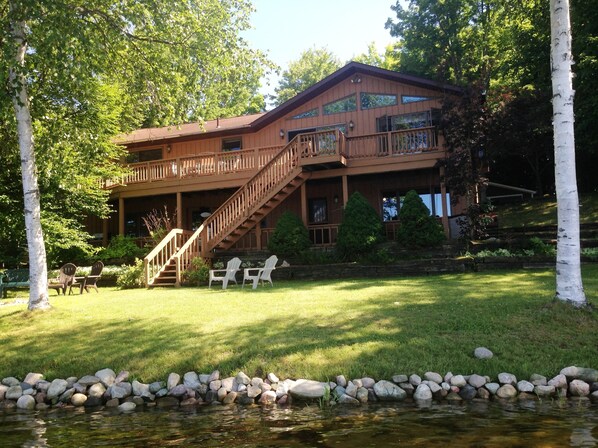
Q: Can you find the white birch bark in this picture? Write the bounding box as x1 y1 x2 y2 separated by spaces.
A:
9 6 51 310
550 0 586 306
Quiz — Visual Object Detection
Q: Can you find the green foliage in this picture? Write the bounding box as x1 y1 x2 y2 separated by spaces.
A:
396 190 445 248
116 259 145 289
97 236 148 265
528 237 556 257
182 257 210 286
272 48 342 106
268 212 311 257
336 192 383 261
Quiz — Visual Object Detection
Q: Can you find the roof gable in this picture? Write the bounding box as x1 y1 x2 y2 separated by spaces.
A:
117 62 462 145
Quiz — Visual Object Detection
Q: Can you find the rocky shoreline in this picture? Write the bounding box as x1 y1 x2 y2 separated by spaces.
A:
1 365 598 412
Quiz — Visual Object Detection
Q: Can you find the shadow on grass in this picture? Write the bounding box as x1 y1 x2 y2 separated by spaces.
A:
0 267 597 382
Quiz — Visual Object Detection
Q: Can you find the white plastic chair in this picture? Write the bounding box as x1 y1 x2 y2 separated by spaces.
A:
243 255 278 289
209 257 242 289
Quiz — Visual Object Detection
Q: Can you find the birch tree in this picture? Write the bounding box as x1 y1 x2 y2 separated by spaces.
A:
8 5 49 309
550 0 586 306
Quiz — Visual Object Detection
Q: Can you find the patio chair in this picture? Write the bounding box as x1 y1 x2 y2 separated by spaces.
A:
208 257 242 290
71 261 104 294
243 255 278 289
48 263 77 295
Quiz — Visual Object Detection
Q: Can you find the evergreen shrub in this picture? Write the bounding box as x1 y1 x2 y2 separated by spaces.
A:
336 192 383 260
396 190 445 248
267 212 311 257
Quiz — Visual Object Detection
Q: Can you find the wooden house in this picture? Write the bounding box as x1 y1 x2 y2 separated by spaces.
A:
88 62 465 286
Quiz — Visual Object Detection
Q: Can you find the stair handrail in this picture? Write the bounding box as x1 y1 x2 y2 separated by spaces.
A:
173 223 205 286
144 228 190 287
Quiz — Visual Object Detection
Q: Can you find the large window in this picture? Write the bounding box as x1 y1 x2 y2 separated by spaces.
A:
323 95 357 115
381 190 451 219
127 148 162 163
360 93 398 110
309 198 328 223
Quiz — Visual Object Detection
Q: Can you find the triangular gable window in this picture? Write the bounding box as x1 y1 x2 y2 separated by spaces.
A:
401 95 435 104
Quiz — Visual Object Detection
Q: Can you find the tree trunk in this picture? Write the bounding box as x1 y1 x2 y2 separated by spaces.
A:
550 0 586 306
9 7 51 310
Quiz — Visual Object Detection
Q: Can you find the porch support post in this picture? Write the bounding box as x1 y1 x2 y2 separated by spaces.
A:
255 220 262 250
341 175 349 206
118 197 125 236
176 192 183 229
102 218 108 247
300 182 308 226
439 167 449 235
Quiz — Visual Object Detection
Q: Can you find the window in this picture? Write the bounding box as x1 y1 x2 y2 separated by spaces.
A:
127 148 162 163
323 95 357 115
402 95 435 104
222 138 242 152
309 198 328 223
124 212 149 237
291 108 319 119
360 93 398 110
382 193 400 221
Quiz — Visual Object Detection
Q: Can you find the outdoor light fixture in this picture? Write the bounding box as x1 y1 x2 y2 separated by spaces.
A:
166 145 172 153
351 74 362 84
279 129 285 139
333 195 339 204
348 120 354 131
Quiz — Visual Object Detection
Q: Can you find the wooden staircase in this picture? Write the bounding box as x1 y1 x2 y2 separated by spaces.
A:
144 130 347 287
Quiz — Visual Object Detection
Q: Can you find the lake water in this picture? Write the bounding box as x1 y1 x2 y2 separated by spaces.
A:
1 400 597 447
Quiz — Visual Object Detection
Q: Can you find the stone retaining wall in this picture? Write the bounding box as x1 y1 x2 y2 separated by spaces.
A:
1 366 597 412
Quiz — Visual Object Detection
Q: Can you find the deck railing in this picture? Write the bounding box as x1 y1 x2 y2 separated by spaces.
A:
345 126 438 159
143 228 193 286
104 145 282 188
104 127 436 189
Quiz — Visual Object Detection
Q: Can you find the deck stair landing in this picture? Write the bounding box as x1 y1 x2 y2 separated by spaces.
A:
144 130 347 287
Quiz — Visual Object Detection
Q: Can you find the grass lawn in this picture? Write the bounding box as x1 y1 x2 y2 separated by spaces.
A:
494 192 598 228
1 265 597 383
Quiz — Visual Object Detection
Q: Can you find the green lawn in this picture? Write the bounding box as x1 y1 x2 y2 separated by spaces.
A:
1 266 597 383
494 192 598 228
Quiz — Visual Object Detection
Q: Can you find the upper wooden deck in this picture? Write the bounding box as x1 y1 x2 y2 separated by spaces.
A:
106 126 443 198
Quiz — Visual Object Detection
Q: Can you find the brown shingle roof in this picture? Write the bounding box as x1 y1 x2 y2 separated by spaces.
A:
115 113 265 145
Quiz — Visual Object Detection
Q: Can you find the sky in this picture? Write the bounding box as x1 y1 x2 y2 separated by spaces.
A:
242 0 400 101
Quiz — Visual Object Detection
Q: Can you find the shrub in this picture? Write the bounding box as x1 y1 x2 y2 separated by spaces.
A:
528 237 556 256
268 212 311 257
182 257 210 286
336 192 383 261
396 190 445 248
116 259 145 289
96 235 148 265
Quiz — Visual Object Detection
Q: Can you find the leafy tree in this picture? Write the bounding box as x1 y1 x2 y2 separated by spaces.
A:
437 82 489 241
1 0 270 310
271 47 342 106
550 0 586 307
386 0 506 85
352 42 399 70
267 212 311 257
336 192 383 261
396 190 445 248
